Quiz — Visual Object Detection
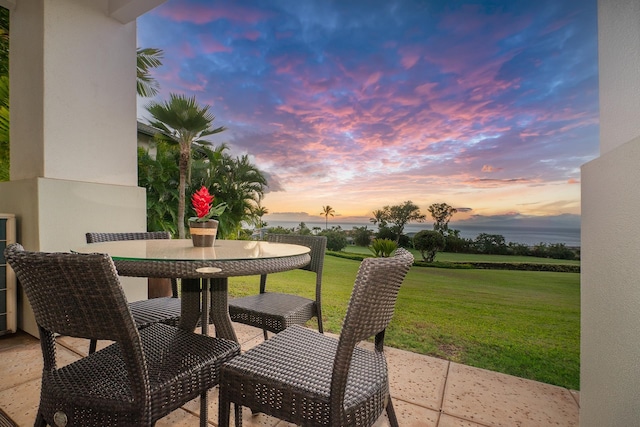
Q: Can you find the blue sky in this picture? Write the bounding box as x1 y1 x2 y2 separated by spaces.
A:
137 0 598 228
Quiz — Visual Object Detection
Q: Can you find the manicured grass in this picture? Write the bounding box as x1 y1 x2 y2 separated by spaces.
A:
228 254 580 390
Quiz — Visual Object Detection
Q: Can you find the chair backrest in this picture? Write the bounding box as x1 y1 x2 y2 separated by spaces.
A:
4 243 148 395
329 248 414 419
86 231 171 243
266 234 326 274
263 234 327 298
86 231 177 297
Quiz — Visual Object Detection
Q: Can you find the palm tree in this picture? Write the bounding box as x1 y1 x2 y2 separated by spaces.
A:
369 209 388 228
0 9 10 181
320 205 335 230
136 47 163 97
255 205 269 229
146 94 226 238
192 147 267 239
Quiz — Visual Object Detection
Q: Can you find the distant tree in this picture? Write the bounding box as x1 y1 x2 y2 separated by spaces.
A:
267 226 293 235
375 225 394 240
381 201 426 243
320 228 348 251
531 242 548 258
297 222 312 235
352 226 374 247
508 242 531 256
413 230 446 262
255 205 268 228
369 209 388 228
428 203 457 235
320 205 335 230
146 94 226 238
547 243 576 260
312 226 322 235
445 233 472 253
474 233 508 255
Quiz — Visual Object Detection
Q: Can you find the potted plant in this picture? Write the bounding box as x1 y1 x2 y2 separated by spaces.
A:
189 186 227 247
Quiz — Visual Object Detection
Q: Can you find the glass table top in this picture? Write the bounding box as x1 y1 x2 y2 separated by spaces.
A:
73 239 311 262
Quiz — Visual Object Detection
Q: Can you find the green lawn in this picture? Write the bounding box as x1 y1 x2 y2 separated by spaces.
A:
228 254 580 390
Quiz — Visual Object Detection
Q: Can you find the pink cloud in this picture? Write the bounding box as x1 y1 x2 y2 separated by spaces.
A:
156 2 272 25
270 53 306 75
241 30 262 41
398 46 421 69
363 72 383 89
198 34 232 54
415 82 438 96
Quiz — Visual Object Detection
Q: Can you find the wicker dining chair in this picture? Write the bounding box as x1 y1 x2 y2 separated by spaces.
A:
228 234 327 340
219 248 414 427
85 232 182 353
5 243 240 427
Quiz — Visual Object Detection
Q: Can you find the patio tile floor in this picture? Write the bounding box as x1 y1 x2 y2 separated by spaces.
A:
0 323 579 426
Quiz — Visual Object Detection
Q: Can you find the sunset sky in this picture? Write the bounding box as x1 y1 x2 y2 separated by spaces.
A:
137 0 598 229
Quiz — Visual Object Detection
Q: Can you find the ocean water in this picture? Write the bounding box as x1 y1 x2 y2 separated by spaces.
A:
265 220 581 247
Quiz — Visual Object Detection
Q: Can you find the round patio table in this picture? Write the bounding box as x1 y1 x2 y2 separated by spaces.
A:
73 239 311 342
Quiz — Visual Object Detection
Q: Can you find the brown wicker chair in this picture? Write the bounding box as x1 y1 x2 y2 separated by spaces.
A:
5 243 240 427
228 234 327 340
85 232 182 353
219 248 414 427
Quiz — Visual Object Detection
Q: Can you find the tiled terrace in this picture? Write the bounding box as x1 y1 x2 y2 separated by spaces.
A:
0 323 580 427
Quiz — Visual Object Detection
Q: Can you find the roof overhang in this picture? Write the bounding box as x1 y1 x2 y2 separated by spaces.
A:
108 0 167 24
0 0 166 23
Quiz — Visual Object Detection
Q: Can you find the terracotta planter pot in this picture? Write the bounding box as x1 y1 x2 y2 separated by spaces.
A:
189 219 218 247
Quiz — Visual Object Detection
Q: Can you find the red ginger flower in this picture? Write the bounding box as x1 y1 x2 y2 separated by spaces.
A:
192 186 214 219
190 186 227 222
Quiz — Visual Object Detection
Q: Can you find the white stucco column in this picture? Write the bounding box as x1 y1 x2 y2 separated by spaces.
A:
0 0 164 335
580 0 640 424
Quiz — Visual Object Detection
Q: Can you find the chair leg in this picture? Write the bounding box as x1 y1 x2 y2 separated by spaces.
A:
386 397 399 427
218 395 231 427
89 339 97 354
34 412 46 427
262 329 268 340
234 403 242 427
200 391 208 427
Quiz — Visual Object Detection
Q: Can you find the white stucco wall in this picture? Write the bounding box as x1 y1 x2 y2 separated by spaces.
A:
1 0 166 336
580 0 640 424
0 178 148 336
11 0 138 185
596 0 640 154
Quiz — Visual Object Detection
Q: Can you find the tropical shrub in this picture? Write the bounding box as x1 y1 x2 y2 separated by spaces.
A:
137 144 180 234
320 229 348 251
369 238 397 257
352 226 373 247
413 230 445 262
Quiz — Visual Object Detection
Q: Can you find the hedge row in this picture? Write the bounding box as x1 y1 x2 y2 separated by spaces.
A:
326 251 580 273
